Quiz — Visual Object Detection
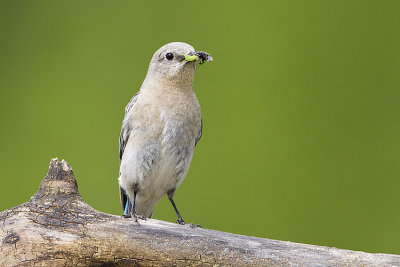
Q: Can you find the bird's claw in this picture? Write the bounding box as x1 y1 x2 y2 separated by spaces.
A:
189 223 202 228
132 212 147 223
135 214 147 221
124 213 147 223
176 218 185 225
176 219 201 228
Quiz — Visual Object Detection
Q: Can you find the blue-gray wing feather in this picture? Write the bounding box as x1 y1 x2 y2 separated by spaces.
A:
195 118 202 146
119 92 140 162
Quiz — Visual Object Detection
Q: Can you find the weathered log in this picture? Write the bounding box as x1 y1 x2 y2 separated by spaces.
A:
0 158 399 266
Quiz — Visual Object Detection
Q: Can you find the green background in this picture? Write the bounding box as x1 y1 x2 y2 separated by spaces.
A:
1 0 399 254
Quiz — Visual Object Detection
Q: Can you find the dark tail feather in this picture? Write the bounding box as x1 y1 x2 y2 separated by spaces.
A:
119 186 129 214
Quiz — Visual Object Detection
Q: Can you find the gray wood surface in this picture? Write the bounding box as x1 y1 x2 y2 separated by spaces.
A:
1 159 399 266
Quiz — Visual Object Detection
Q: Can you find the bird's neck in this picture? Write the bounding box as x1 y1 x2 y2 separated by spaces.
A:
142 74 194 91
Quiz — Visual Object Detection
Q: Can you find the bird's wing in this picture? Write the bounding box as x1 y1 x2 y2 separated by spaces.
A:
119 92 140 213
195 118 202 146
119 92 140 162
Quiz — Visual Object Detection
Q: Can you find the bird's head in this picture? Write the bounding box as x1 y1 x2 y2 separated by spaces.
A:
144 42 212 88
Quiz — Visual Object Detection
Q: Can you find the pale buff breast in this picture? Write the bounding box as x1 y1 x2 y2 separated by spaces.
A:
119 86 201 216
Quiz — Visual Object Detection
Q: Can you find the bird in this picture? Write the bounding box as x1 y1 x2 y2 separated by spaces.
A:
118 42 212 224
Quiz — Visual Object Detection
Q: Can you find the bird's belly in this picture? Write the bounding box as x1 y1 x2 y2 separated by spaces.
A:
141 143 194 194
133 144 194 216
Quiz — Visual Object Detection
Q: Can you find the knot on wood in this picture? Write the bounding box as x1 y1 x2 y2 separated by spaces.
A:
3 231 20 245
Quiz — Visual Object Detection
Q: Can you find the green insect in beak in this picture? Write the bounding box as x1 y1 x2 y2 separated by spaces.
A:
184 54 198 61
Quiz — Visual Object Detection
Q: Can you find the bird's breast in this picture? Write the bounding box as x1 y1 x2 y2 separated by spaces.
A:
126 87 201 185
158 91 201 178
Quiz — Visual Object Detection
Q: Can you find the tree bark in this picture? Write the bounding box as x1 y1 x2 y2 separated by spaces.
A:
0 159 399 266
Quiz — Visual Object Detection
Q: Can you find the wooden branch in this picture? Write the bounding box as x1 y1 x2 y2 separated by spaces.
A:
1 159 399 266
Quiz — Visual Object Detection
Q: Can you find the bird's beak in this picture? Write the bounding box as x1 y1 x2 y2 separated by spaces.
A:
184 51 213 64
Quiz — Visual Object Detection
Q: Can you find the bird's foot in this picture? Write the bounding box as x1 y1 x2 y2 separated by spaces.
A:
135 214 147 220
132 213 147 223
176 218 185 225
189 223 202 228
123 213 147 223
176 218 202 228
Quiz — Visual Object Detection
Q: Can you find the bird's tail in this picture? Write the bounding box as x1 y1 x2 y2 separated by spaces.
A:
119 186 131 215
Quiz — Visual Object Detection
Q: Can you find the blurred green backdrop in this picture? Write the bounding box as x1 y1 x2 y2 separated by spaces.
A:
1 0 399 254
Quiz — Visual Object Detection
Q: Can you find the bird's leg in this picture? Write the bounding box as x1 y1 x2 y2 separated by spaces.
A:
130 189 139 222
130 189 146 222
168 190 185 225
169 197 185 225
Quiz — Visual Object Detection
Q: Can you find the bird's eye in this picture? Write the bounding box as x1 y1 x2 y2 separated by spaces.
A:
166 53 174 60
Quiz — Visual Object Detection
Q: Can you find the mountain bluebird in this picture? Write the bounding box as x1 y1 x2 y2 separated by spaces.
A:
118 42 212 224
